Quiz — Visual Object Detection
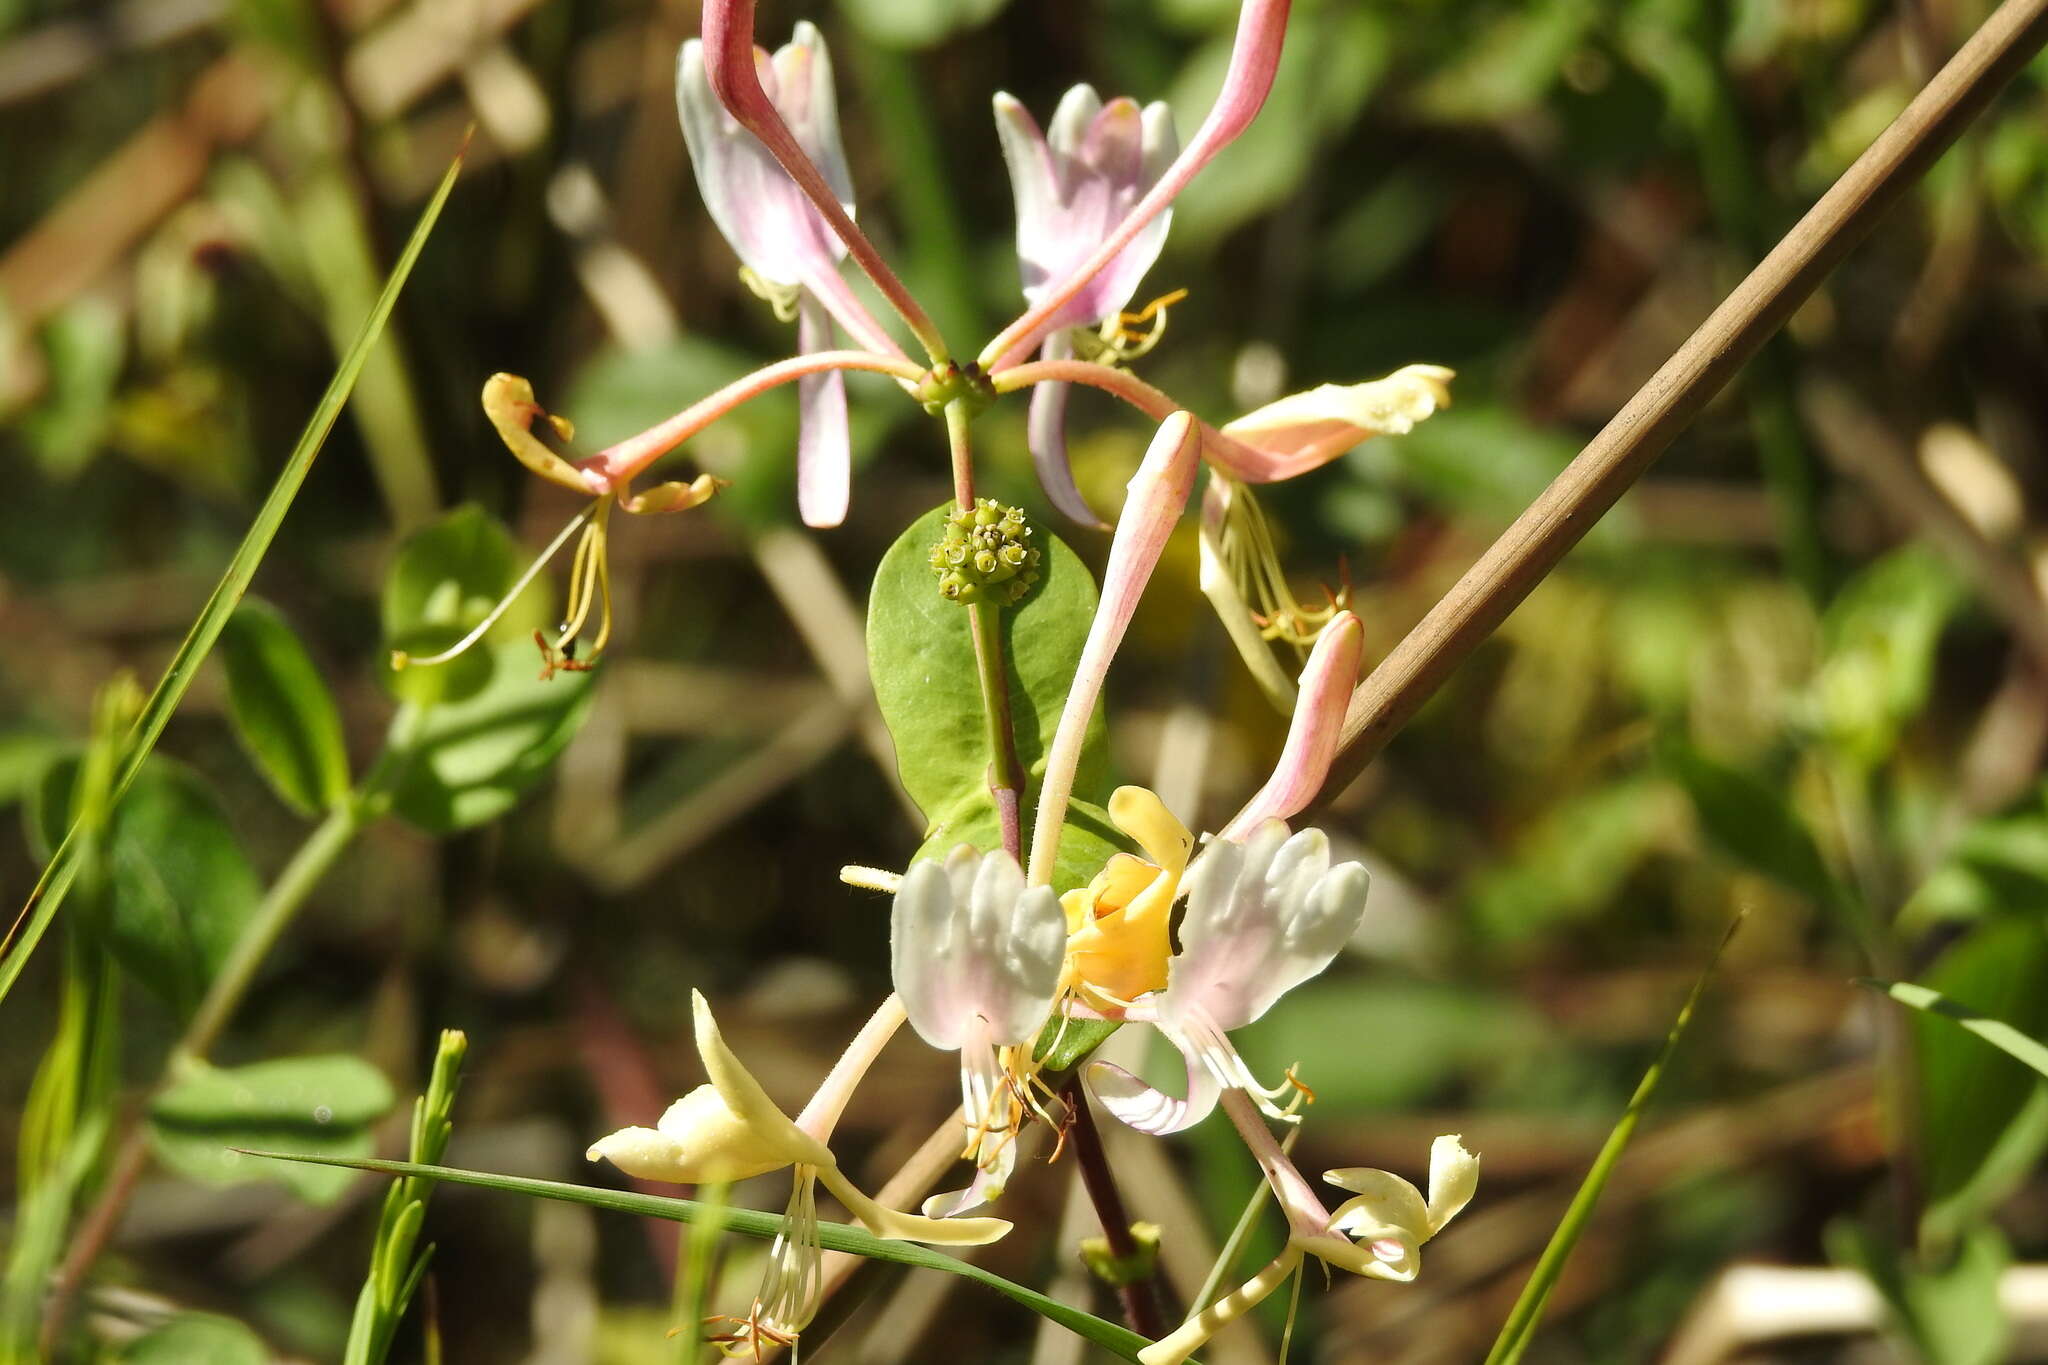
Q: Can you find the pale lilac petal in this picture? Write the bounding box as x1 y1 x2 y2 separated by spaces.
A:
889 847 1065 1049
677 38 843 284
795 292 849 529
980 0 1289 368
772 22 855 216
997 85 1179 338
1028 332 1107 529
1218 612 1364 839
1160 823 1370 1032
1084 1047 1221 1135
1026 413 1203 885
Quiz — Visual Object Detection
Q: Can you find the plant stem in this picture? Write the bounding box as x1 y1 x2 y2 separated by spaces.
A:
1061 1076 1166 1340
943 395 975 511
969 605 1027 861
946 398 1028 860
177 802 362 1065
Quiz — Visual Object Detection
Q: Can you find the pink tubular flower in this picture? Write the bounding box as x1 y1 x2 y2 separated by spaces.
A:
978 0 1292 371
994 87 1179 527
1213 363 1454 483
678 23 885 528
891 846 1066 1216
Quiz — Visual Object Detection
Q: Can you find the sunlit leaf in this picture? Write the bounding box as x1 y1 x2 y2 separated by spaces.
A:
388 644 595 834
868 504 1109 827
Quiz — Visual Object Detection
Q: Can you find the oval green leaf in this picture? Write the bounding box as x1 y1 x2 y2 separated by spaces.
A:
220 599 351 814
388 642 596 833
118 1313 269 1365
30 756 261 1019
149 1055 395 1205
868 504 1109 826
381 505 553 706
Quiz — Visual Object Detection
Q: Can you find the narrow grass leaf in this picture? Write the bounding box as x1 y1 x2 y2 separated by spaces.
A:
0 144 469 1008
243 1151 1156 1361
1865 978 2048 1079
1482 917 1738 1365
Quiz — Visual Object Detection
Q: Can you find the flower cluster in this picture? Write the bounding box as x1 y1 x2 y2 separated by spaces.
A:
929 498 1042 606
486 0 1482 1356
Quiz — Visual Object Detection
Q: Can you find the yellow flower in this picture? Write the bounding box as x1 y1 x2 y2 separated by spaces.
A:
1060 786 1194 1007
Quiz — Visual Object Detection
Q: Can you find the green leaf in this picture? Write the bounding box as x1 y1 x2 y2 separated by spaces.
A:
388 643 595 833
246 1151 1154 1361
1887 920 2048 1224
1832 1219 2011 1365
868 504 1108 826
1483 919 1735 1365
219 600 350 814
381 504 553 707
30 757 261 1018
150 1056 394 1205
0 148 465 1008
1662 741 1851 915
118 1313 268 1365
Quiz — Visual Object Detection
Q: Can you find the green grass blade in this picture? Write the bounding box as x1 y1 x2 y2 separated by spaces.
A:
0 143 469 1009
243 1150 1155 1361
1483 917 1739 1365
1864 978 2048 1078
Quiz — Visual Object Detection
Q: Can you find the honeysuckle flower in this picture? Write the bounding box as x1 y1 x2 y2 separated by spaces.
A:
1137 1121 1479 1365
696 0 945 361
588 992 1009 1353
1084 818 1370 1134
1209 362 1454 484
890 846 1065 1216
979 0 1292 371
679 22 884 528
994 86 1179 526
393 375 723 680
1059 786 1195 1009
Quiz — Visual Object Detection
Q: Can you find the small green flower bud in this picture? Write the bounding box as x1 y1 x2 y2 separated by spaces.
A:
928 498 1043 607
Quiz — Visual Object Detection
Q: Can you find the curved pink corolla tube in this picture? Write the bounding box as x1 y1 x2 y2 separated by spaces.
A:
1026 412 1203 887
1218 611 1364 841
978 0 1291 369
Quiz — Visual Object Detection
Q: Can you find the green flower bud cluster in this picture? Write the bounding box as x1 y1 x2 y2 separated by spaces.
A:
929 499 1041 606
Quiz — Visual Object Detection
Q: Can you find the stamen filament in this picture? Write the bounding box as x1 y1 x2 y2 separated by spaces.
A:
393 505 596 669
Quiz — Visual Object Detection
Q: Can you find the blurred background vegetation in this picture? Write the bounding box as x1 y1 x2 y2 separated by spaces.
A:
5 0 2048 1360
